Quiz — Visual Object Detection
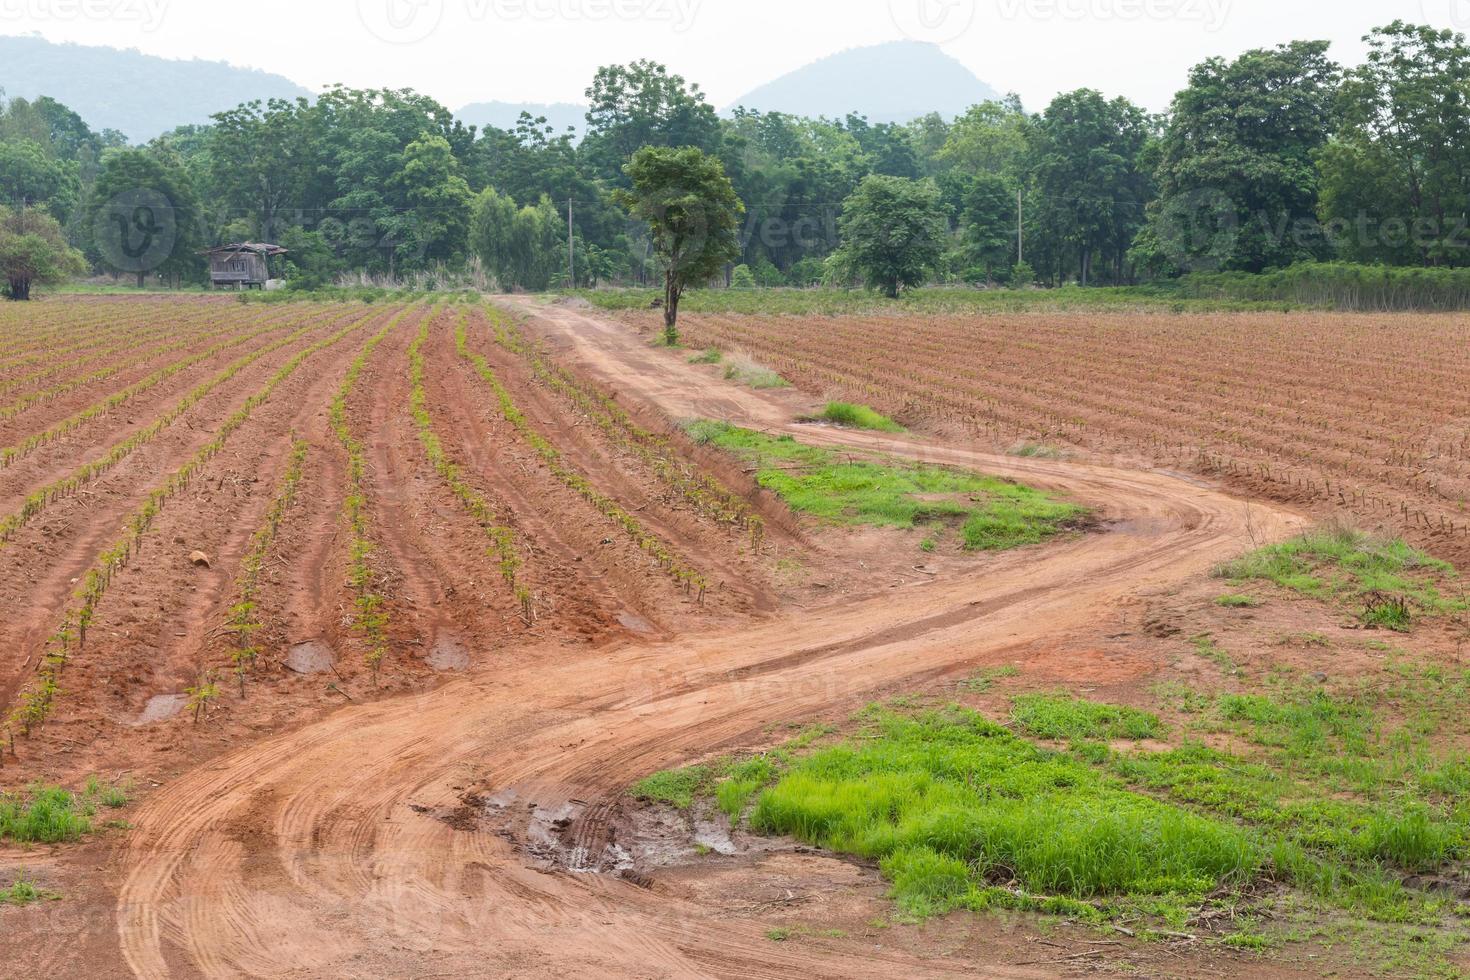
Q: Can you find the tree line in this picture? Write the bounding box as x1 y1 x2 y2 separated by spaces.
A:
4 19 1470 298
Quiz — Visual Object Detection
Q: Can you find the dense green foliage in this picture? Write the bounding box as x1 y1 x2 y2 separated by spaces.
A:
832 175 947 297
0 204 85 300
9 19 1470 296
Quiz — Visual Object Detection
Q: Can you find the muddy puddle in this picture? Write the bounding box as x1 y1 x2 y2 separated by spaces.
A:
431 786 792 885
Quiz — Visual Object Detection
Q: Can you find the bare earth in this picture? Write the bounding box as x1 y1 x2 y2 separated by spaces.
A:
2 296 1337 978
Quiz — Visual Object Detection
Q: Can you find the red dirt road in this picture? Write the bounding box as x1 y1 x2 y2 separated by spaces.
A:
88 300 1306 978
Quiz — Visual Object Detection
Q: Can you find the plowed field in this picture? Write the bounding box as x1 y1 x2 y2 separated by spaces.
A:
639 308 1470 566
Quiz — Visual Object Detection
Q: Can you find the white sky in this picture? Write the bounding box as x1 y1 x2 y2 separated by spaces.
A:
2 0 1466 112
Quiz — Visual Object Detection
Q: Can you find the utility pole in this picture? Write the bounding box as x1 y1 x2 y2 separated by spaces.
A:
567 197 575 288
1016 187 1024 266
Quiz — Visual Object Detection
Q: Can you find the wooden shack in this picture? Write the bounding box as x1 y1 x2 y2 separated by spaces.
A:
203 243 287 289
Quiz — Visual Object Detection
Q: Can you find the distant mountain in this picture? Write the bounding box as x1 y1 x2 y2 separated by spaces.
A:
457 101 586 139
0 35 313 142
726 41 999 124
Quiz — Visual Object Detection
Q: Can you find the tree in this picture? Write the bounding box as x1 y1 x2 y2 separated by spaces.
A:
469 189 567 291
0 204 85 300
583 61 723 184
1026 89 1152 285
469 187 518 288
961 172 1016 282
1322 22 1470 266
834 175 948 298
87 147 201 287
0 139 77 219
614 146 743 344
1140 41 1340 274
389 133 472 266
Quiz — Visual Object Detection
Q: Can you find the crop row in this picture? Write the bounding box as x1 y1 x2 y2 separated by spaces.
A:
7 307 381 737
0 310 354 548
0 304 302 470
460 311 710 599
0 303 220 400
329 309 411 679
224 437 310 694
408 310 533 622
0 312 255 423
484 308 763 548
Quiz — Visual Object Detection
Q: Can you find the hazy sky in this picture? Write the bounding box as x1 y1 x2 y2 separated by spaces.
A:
2 0 1466 111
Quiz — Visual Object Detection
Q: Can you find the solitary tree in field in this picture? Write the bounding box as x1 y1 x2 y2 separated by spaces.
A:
615 146 743 345
0 204 85 300
835 175 947 298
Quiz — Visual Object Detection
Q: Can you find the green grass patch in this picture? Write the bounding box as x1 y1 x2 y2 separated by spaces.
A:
686 421 1084 552
632 679 1470 967
1215 525 1462 629
0 872 56 906
958 665 1021 694
1009 442 1067 460
629 766 717 810
1216 594 1263 608
810 402 903 433
745 707 1256 916
687 347 723 364
0 784 104 844
1011 694 1162 741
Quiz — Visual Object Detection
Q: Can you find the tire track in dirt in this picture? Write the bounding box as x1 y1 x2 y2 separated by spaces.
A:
110 302 1309 979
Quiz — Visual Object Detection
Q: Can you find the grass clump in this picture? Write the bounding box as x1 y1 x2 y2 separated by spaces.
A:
0 872 56 906
688 347 723 365
812 402 904 433
1216 594 1263 608
1009 442 1067 460
1215 525 1461 629
721 353 788 389
0 784 106 844
1011 694 1162 741
686 421 1083 552
629 765 717 810
745 707 1256 915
